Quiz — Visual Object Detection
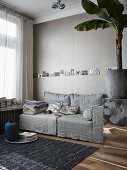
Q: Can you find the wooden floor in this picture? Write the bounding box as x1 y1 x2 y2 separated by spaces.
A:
38 124 127 170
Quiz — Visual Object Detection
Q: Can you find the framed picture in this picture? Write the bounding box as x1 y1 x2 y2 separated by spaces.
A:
76 71 80 75
95 68 100 75
54 72 60 76
64 71 70 76
60 70 64 74
71 69 75 75
42 71 47 77
33 73 39 77
82 70 88 75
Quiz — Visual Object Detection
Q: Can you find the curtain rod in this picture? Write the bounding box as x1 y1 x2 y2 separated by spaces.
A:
0 0 34 20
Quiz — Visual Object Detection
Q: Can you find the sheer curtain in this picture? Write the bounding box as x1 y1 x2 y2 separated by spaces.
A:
0 7 33 101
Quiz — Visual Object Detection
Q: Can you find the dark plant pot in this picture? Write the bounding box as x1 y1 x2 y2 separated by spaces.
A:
105 69 127 99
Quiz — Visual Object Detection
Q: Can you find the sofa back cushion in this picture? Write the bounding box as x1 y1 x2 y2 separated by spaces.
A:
70 94 103 113
44 92 70 106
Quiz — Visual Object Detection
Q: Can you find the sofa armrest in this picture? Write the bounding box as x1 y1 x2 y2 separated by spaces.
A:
92 106 104 143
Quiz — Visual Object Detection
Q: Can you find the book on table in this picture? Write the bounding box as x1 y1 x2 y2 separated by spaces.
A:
20 132 37 141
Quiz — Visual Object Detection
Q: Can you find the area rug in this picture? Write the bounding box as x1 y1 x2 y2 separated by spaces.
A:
0 137 98 170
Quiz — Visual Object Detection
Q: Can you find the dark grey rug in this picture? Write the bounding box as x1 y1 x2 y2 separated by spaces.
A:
0 137 98 170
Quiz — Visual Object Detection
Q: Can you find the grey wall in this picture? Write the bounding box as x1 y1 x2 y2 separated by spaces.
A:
33 13 117 100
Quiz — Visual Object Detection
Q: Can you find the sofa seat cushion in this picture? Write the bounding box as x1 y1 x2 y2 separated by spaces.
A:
70 94 103 113
19 113 59 135
44 91 70 106
57 114 93 141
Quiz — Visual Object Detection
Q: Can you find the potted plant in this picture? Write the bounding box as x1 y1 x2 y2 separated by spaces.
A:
75 0 127 98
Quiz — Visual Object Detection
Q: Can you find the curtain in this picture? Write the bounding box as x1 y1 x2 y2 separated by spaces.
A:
22 17 33 101
0 7 33 101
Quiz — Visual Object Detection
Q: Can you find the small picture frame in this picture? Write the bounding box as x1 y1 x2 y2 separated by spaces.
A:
76 71 80 75
71 69 75 75
60 70 64 74
54 72 60 76
95 68 100 75
46 73 49 77
89 69 94 75
60 70 64 76
33 73 39 77
42 71 47 77
82 70 88 75
64 71 70 76
49 73 54 77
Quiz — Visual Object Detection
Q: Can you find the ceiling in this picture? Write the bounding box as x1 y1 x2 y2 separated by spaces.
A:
2 0 84 23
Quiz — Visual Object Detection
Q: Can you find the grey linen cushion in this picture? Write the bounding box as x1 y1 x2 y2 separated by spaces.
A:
60 106 79 115
44 91 70 106
70 94 103 113
47 102 62 112
83 109 92 121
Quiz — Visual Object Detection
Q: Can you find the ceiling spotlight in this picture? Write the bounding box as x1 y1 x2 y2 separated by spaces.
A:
52 0 65 10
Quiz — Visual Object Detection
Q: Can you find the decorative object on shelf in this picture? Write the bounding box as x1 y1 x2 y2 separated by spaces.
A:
82 70 88 75
95 68 100 75
89 69 94 75
60 70 64 74
0 97 22 111
0 97 6 109
76 71 80 75
54 72 60 76
71 69 75 75
64 71 70 76
49 73 55 77
75 0 127 99
46 73 49 77
33 73 39 77
42 71 47 77
38 74 42 77
60 70 64 75
52 0 65 10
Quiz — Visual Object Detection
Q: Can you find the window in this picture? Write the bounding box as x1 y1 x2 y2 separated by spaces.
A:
0 12 18 98
0 18 16 37
0 9 33 100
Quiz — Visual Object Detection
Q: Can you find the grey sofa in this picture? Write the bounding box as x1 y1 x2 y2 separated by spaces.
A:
19 92 104 143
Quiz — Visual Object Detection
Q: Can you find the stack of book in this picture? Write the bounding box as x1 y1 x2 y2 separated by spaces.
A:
0 97 6 111
0 97 22 111
20 132 37 141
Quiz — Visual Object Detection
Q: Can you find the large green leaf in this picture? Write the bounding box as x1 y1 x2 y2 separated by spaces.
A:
82 0 110 21
75 19 111 31
97 0 124 20
119 14 127 29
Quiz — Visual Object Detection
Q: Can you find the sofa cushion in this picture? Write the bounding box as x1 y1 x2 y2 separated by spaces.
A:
83 109 92 121
19 113 59 135
60 106 79 115
70 94 103 113
57 114 93 141
44 91 70 106
47 102 62 112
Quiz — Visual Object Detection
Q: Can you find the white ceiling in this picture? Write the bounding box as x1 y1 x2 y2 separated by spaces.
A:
2 0 84 23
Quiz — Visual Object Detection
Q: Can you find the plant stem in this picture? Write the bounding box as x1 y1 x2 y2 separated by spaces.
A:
116 32 123 69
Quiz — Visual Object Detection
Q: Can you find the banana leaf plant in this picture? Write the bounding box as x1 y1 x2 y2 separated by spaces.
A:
75 0 127 69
